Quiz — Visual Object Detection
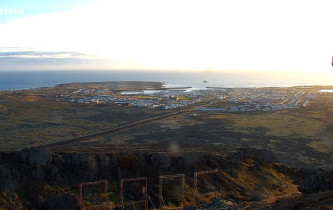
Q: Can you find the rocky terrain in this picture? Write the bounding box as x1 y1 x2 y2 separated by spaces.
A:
0 147 332 209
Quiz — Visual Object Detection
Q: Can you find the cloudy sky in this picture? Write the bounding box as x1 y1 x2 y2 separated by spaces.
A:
0 0 332 73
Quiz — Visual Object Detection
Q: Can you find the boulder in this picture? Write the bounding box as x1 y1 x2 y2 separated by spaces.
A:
151 153 171 168
256 149 276 164
298 169 333 194
15 147 30 161
28 149 52 167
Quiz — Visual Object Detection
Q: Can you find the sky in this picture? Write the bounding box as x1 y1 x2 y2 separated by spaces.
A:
0 0 333 74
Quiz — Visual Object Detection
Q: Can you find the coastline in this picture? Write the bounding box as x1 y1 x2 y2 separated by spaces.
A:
0 70 332 91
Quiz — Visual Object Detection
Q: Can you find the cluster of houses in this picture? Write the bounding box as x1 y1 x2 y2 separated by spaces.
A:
60 89 205 109
58 87 318 112
72 88 109 94
197 89 317 113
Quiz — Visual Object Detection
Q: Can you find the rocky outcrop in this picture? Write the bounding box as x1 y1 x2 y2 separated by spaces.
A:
6 147 279 186
0 162 20 191
150 153 171 168
28 149 52 167
2 147 330 209
225 148 276 168
298 168 333 194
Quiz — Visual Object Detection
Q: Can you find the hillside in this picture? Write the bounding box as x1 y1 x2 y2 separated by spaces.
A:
0 148 332 209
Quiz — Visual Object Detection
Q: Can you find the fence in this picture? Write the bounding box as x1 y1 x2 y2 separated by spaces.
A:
78 180 111 209
194 170 219 198
120 177 148 210
159 174 185 209
77 170 221 209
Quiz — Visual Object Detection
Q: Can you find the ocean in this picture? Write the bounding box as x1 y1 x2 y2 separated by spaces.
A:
0 70 332 90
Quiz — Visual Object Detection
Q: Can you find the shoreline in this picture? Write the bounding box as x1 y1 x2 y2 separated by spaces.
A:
1 81 333 92
1 71 332 91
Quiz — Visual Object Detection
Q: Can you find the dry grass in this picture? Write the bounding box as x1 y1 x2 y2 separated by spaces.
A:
179 120 196 126
232 113 324 137
213 159 301 202
158 116 197 129
207 114 228 119
233 113 324 137
24 95 40 102
0 104 8 112
231 112 333 154
261 166 301 204
307 139 332 153
106 134 132 144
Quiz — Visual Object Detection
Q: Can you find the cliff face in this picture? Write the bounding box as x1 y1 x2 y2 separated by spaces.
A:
0 148 332 209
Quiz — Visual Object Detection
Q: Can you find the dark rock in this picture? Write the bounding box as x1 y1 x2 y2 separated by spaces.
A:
0 162 20 191
134 153 146 168
151 153 171 168
83 155 99 181
117 167 124 179
298 169 333 194
41 193 79 210
52 153 65 166
177 159 183 169
49 166 66 185
96 154 112 178
256 149 276 164
205 155 220 169
15 147 30 161
28 149 52 167
63 153 99 182
225 151 242 168
32 165 44 181
225 148 276 168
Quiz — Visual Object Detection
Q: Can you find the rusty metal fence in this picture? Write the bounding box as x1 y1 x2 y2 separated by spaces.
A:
159 174 185 210
120 177 148 210
194 170 219 198
77 171 220 209
78 180 110 209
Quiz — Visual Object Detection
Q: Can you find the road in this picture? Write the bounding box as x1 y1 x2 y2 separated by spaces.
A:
34 99 214 149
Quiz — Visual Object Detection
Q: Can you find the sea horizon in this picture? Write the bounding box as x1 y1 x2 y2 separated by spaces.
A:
0 70 332 91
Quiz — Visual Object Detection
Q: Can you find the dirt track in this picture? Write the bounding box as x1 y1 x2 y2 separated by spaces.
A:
34 99 216 150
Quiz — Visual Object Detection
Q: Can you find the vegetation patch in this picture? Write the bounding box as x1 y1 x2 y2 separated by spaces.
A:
207 114 228 119
0 105 8 112
307 139 332 153
232 112 326 138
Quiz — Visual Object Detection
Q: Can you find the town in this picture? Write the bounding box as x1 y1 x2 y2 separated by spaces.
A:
56 87 318 112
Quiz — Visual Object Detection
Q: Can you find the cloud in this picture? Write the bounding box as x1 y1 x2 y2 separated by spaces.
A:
0 49 112 70
0 50 88 59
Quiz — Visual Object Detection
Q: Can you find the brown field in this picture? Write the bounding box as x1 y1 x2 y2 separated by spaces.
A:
206 114 228 119
24 95 40 102
0 104 8 112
